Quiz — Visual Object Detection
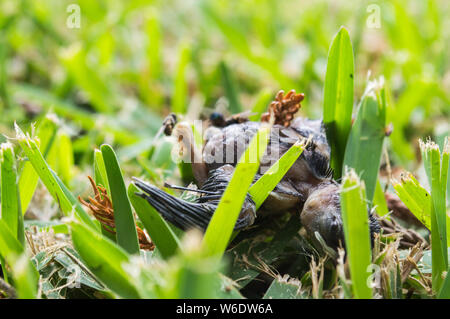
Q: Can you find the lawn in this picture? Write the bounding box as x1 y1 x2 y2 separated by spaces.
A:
0 0 449 299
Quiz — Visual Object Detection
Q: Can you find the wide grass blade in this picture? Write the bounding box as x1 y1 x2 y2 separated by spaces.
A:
1 143 22 243
0 142 25 284
70 220 140 298
15 124 96 229
340 167 373 299
170 233 222 298
128 183 180 259
323 26 354 179
263 276 305 299
18 114 58 213
201 123 271 257
343 78 386 202
249 140 306 209
420 139 449 292
0 220 38 298
101 144 140 255
393 173 432 229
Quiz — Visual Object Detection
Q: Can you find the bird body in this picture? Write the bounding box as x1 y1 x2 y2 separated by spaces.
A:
135 91 380 250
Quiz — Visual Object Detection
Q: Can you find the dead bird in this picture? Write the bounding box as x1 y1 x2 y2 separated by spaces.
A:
133 165 380 250
135 90 380 250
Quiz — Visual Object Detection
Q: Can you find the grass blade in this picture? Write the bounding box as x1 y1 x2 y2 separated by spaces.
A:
249 140 305 209
128 183 180 259
393 173 432 229
0 220 38 298
343 78 386 202
101 144 140 255
202 123 271 257
94 149 109 192
170 232 222 298
323 26 354 179
70 220 140 298
263 275 305 299
18 114 58 213
420 139 449 292
340 167 373 299
1 143 22 242
15 124 96 229
93 149 116 241
52 170 98 230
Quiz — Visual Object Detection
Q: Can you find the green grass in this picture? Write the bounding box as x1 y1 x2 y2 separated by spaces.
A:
128 183 181 259
15 124 96 229
393 173 432 230
69 220 140 298
323 27 354 179
1 143 22 242
0 0 449 300
101 144 140 255
201 123 271 257
249 140 306 209
420 139 449 292
0 220 38 298
340 168 373 299
18 115 58 213
343 77 387 202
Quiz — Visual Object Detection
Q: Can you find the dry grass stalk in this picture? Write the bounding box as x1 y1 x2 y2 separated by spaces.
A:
310 257 325 299
400 243 425 283
380 216 428 249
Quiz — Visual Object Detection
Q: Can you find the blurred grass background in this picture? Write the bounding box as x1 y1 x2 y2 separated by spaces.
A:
0 0 448 176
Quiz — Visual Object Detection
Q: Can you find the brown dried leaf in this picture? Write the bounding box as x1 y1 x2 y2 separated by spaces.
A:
79 176 155 251
261 89 304 127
